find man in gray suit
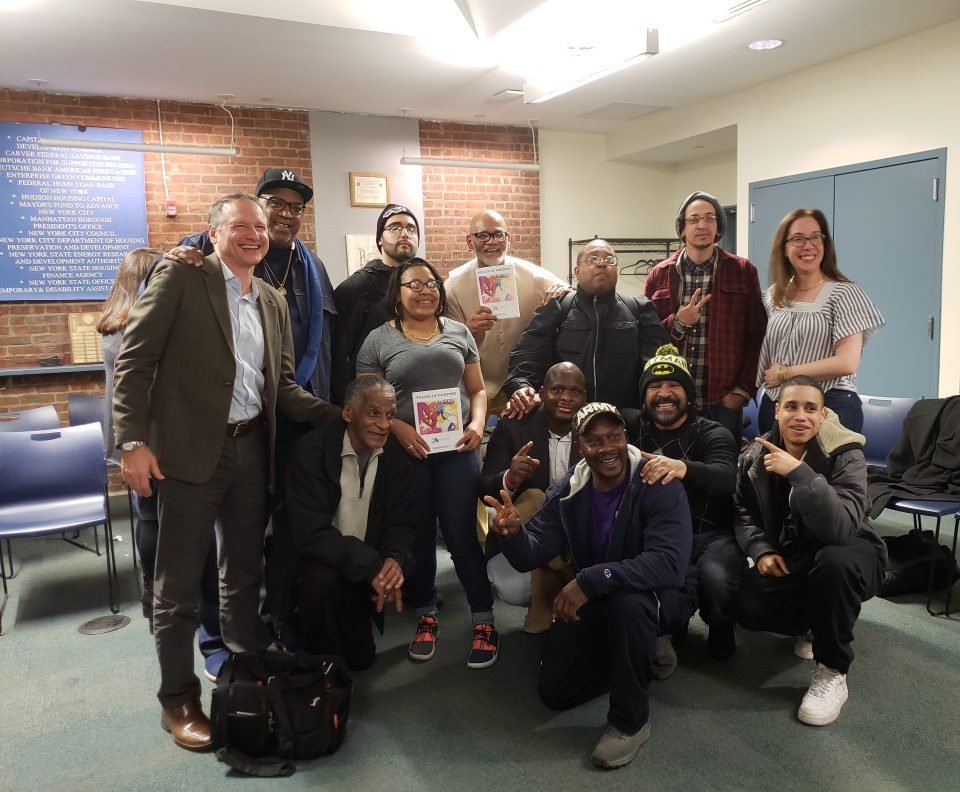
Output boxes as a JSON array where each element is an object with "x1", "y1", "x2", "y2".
[{"x1": 113, "y1": 193, "x2": 338, "y2": 752}]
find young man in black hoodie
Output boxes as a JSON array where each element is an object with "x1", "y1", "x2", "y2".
[
  {"x1": 636, "y1": 344, "x2": 745, "y2": 660},
  {"x1": 734, "y1": 376, "x2": 887, "y2": 726}
]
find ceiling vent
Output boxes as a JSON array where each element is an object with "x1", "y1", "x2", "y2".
[
  {"x1": 713, "y1": 0, "x2": 773, "y2": 23},
  {"x1": 486, "y1": 89, "x2": 524, "y2": 104},
  {"x1": 577, "y1": 102, "x2": 663, "y2": 121}
]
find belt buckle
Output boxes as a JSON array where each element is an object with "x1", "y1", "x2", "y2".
[{"x1": 231, "y1": 421, "x2": 247, "y2": 438}]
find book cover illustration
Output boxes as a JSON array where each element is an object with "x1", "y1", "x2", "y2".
[
  {"x1": 476, "y1": 264, "x2": 521, "y2": 319},
  {"x1": 412, "y1": 387, "x2": 463, "y2": 453}
]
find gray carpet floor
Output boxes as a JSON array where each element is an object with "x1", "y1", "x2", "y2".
[{"x1": 0, "y1": 498, "x2": 957, "y2": 792}]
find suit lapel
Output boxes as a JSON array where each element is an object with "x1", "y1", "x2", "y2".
[
  {"x1": 204, "y1": 254, "x2": 235, "y2": 354},
  {"x1": 259, "y1": 282, "x2": 280, "y2": 390}
]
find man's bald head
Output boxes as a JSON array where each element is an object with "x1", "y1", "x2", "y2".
[{"x1": 467, "y1": 209, "x2": 510, "y2": 267}]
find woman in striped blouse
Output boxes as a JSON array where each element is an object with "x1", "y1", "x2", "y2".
[{"x1": 756, "y1": 209, "x2": 884, "y2": 433}]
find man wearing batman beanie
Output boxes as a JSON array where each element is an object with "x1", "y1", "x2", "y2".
[
  {"x1": 637, "y1": 344, "x2": 746, "y2": 659},
  {"x1": 330, "y1": 204, "x2": 421, "y2": 404}
]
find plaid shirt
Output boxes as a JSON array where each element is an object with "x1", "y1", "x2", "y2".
[
  {"x1": 644, "y1": 247, "x2": 767, "y2": 405},
  {"x1": 676, "y1": 251, "x2": 714, "y2": 406}
]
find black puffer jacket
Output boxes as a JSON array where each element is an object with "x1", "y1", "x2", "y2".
[{"x1": 504, "y1": 288, "x2": 668, "y2": 409}]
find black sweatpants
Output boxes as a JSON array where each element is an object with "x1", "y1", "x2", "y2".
[
  {"x1": 733, "y1": 537, "x2": 884, "y2": 673},
  {"x1": 297, "y1": 558, "x2": 376, "y2": 671},
  {"x1": 537, "y1": 573, "x2": 698, "y2": 735}
]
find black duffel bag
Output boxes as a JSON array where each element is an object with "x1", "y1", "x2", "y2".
[
  {"x1": 211, "y1": 650, "x2": 353, "y2": 777},
  {"x1": 880, "y1": 529, "x2": 960, "y2": 597}
]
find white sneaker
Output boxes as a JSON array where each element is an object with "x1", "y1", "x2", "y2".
[
  {"x1": 652, "y1": 635, "x2": 677, "y2": 680},
  {"x1": 794, "y1": 630, "x2": 814, "y2": 660},
  {"x1": 591, "y1": 722, "x2": 651, "y2": 769},
  {"x1": 798, "y1": 664, "x2": 848, "y2": 726}
]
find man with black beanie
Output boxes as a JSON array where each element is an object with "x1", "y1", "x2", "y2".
[
  {"x1": 636, "y1": 344, "x2": 746, "y2": 659},
  {"x1": 330, "y1": 204, "x2": 421, "y2": 404},
  {"x1": 644, "y1": 191, "x2": 766, "y2": 444}
]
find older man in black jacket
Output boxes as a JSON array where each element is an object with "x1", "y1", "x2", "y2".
[
  {"x1": 284, "y1": 375, "x2": 418, "y2": 670},
  {"x1": 504, "y1": 239, "x2": 668, "y2": 414}
]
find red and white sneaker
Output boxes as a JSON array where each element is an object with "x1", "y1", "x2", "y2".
[
  {"x1": 409, "y1": 615, "x2": 439, "y2": 661},
  {"x1": 467, "y1": 624, "x2": 499, "y2": 669}
]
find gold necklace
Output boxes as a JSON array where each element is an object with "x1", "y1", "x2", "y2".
[
  {"x1": 402, "y1": 320, "x2": 440, "y2": 342},
  {"x1": 788, "y1": 275, "x2": 825, "y2": 293},
  {"x1": 264, "y1": 247, "x2": 294, "y2": 296}
]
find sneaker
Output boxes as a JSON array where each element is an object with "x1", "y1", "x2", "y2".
[
  {"x1": 798, "y1": 664, "x2": 848, "y2": 726},
  {"x1": 708, "y1": 622, "x2": 737, "y2": 660},
  {"x1": 591, "y1": 722, "x2": 651, "y2": 769},
  {"x1": 652, "y1": 635, "x2": 677, "y2": 680},
  {"x1": 408, "y1": 616, "x2": 439, "y2": 661},
  {"x1": 794, "y1": 630, "x2": 814, "y2": 660},
  {"x1": 467, "y1": 624, "x2": 499, "y2": 669},
  {"x1": 203, "y1": 648, "x2": 230, "y2": 683}
]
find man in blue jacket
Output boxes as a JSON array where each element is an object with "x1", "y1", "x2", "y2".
[{"x1": 485, "y1": 402, "x2": 696, "y2": 770}]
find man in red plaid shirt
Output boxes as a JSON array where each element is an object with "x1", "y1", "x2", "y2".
[{"x1": 644, "y1": 191, "x2": 766, "y2": 444}]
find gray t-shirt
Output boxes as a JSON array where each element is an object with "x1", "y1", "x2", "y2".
[{"x1": 356, "y1": 319, "x2": 480, "y2": 425}]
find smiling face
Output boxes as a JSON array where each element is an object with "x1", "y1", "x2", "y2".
[
  {"x1": 574, "y1": 240, "x2": 618, "y2": 295},
  {"x1": 209, "y1": 198, "x2": 269, "y2": 271},
  {"x1": 579, "y1": 415, "x2": 629, "y2": 491},
  {"x1": 785, "y1": 214, "x2": 825, "y2": 279},
  {"x1": 344, "y1": 386, "x2": 396, "y2": 455},
  {"x1": 466, "y1": 211, "x2": 509, "y2": 268},
  {"x1": 260, "y1": 186, "x2": 304, "y2": 249},
  {"x1": 775, "y1": 384, "x2": 826, "y2": 450},
  {"x1": 540, "y1": 365, "x2": 587, "y2": 431},
  {"x1": 398, "y1": 264, "x2": 440, "y2": 322},
  {"x1": 644, "y1": 380, "x2": 689, "y2": 430}
]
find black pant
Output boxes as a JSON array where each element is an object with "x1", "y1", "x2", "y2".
[
  {"x1": 537, "y1": 578, "x2": 698, "y2": 734},
  {"x1": 297, "y1": 558, "x2": 376, "y2": 671},
  {"x1": 733, "y1": 538, "x2": 884, "y2": 673}
]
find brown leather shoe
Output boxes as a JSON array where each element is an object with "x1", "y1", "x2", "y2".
[{"x1": 160, "y1": 698, "x2": 212, "y2": 751}]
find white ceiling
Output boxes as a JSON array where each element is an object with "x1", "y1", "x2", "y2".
[{"x1": 2, "y1": 0, "x2": 959, "y2": 151}]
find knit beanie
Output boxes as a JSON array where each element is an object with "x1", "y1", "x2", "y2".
[
  {"x1": 376, "y1": 204, "x2": 419, "y2": 252},
  {"x1": 639, "y1": 344, "x2": 696, "y2": 405}
]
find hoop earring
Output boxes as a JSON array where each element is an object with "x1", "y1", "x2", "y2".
[{"x1": 394, "y1": 300, "x2": 402, "y2": 318}]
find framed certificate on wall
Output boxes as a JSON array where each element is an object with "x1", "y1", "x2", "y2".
[{"x1": 349, "y1": 172, "x2": 390, "y2": 207}]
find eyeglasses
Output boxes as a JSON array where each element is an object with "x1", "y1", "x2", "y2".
[
  {"x1": 261, "y1": 195, "x2": 305, "y2": 215},
  {"x1": 470, "y1": 230, "x2": 508, "y2": 242},
  {"x1": 383, "y1": 223, "x2": 419, "y2": 238},
  {"x1": 685, "y1": 214, "x2": 717, "y2": 225},
  {"x1": 786, "y1": 233, "x2": 826, "y2": 248},
  {"x1": 400, "y1": 279, "x2": 439, "y2": 292},
  {"x1": 584, "y1": 254, "x2": 618, "y2": 266}
]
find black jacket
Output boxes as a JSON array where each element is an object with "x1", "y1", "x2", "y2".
[
  {"x1": 272, "y1": 419, "x2": 418, "y2": 627},
  {"x1": 735, "y1": 413, "x2": 887, "y2": 566},
  {"x1": 504, "y1": 288, "x2": 669, "y2": 409},
  {"x1": 638, "y1": 413, "x2": 737, "y2": 535},
  {"x1": 478, "y1": 407, "x2": 582, "y2": 501},
  {"x1": 330, "y1": 259, "x2": 394, "y2": 404}
]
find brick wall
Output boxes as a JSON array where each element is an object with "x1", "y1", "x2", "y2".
[
  {"x1": 418, "y1": 121, "x2": 540, "y2": 277},
  {"x1": 0, "y1": 88, "x2": 315, "y2": 420}
]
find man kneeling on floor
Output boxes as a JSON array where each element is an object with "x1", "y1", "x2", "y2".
[
  {"x1": 485, "y1": 402, "x2": 697, "y2": 769},
  {"x1": 283, "y1": 375, "x2": 418, "y2": 669},
  {"x1": 733, "y1": 376, "x2": 887, "y2": 726}
]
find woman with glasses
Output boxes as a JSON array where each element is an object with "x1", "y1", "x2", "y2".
[
  {"x1": 356, "y1": 258, "x2": 499, "y2": 668},
  {"x1": 756, "y1": 209, "x2": 883, "y2": 432}
]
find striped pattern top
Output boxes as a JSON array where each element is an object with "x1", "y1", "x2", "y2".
[{"x1": 758, "y1": 281, "x2": 884, "y2": 400}]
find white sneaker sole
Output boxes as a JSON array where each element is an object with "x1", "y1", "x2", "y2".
[{"x1": 798, "y1": 693, "x2": 848, "y2": 726}]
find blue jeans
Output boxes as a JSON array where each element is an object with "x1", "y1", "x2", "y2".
[
  {"x1": 691, "y1": 531, "x2": 746, "y2": 626},
  {"x1": 759, "y1": 389, "x2": 863, "y2": 434},
  {"x1": 700, "y1": 402, "x2": 743, "y2": 446},
  {"x1": 408, "y1": 450, "x2": 493, "y2": 622}
]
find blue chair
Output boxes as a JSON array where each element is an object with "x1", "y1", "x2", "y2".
[
  {"x1": 742, "y1": 386, "x2": 764, "y2": 445},
  {"x1": 68, "y1": 393, "x2": 138, "y2": 575},
  {"x1": 0, "y1": 405, "x2": 62, "y2": 578},
  {"x1": 0, "y1": 404, "x2": 60, "y2": 433},
  {"x1": 861, "y1": 394, "x2": 959, "y2": 617},
  {"x1": 0, "y1": 423, "x2": 119, "y2": 633}
]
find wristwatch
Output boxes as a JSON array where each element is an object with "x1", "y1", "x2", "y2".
[{"x1": 119, "y1": 441, "x2": 146, "y2": 452}]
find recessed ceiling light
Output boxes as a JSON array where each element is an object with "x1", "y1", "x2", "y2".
[{"x1": 748, "y1": 39, "x2": 782, "y2": 51}]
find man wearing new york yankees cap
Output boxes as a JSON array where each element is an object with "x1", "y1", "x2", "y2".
[
  {"x1": 485, "y1": 401, "x2": 697, "y2": 769},
  {"x1": 330, "y1": 203, "x2": 422, "y2": 404}
]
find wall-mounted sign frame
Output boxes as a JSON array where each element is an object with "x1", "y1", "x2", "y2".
[{"x1": 349, "y1": 172, "x2": 389, "y2": 208}]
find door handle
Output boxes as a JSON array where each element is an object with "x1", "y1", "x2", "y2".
[{"x1": 928, "y1": 316, "x2": 935, "y2": 340}]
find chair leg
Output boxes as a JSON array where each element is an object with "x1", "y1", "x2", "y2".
[
  {"x1": 1, "y1": 539, "x2": 15, "y2": 580},
  {"x1": 0, "y1": 553, "x2": 9, "y2": 634},
  {"x1": 103, "y1": 518, "x2": 119, "y2": 615},
  {"x1": 127, "y1": 486, "x2": 138, "y2": 574}
]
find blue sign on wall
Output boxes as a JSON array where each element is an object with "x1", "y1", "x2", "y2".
[{"x1": 0, "y1": 123, "x2": 148, "y2": 301}]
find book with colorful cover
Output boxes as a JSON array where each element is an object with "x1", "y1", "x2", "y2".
[
  {"x1": 476, "y1": 264, "x2": 520, "y2": 319},
  {"x1": 412, "y1": 387, "x2": 463, "y2": 453}
]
